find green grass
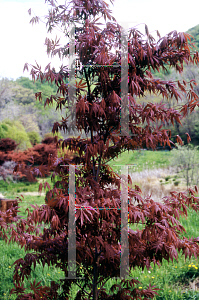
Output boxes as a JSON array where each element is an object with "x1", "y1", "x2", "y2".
[
  {"x1": 108, "y1": 148, "x2": 173, "y2": 174},
  {"x1": 0, "y1": 177, "x2": 52, "y2": 217},
  {"x1": 1, "y1": 149, "x2": 199, "y2": 298},
  {"x1": 0, "y1": 240, "x2": 66, "y2": 300}
]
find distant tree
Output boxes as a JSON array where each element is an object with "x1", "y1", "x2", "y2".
[
  {"x1": 186, "y1": 24, "x2": 199, "y2": 51},
  {"x1": 0, "y1": 101, "x2": 23, "y2": 123},
  {"x1": 172, "y1": 143, "x2": 199, "y2": 188},
  {"x1": 0, "y1": 77, "x2": 15, "y2": 109},
  {"x1": 2, "y1": 1, "x2": 199, "y2": 300},
  {"x1": 11, "y1": 84, "x2": 35, "y2": 105},
  {"x1": 19, "y1": 113, "x2": 40, "y2": 134},
  {"x1": 16, "y1": 76, "x2": 59, "y2": 95}
]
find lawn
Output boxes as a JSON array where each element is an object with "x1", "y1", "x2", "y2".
[
  {"x1": 1, "y1": 149, "x2": 199, "y2": 299},
  {"x1": 108, "y1": 148, "x2": 173, "y2": 173}
]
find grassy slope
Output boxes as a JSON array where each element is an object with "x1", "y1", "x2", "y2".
[
  {"x1": 186, "y1": 24, "x2": 199, "y2": 51},
  {"x1": 108, "y1": 149, "x2": 172, "y2": 173}
]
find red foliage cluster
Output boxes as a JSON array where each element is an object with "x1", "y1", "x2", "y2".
[
  {"x1": 41, "y1": 136, "x2": 56, "y2": 145},
  {"x1": 0, "y1": 198, "x2": 19, "y2": 223},
  {"x1": 2, "y1": 0, "x2": 199, "y2": 299},
  {"x1": 0, "y1": 151, "x2": 7, "y2": 165},
  {"x1": 0, "y1": 138, "x2": 18, "y2": 153},
  {"x1": 0, "y1": 201, "x2": 20, "y2": 226},
  {"x1": 23, "y1": 143, "x2": 57, "y2": 166},
  {"x1": 0, "y1": 138, "x2": 58, "y2": 182},
  {"x1": 0, "y1": 138, "x2": 18, "y2": 165}
]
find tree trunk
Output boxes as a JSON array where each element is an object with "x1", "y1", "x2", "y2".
[
  {"x1": 92, "y1": 245, "x2": 98, "y2": 300},
  {"x1": 92, "y1": 244, "x2": 102, "y2": 300}
]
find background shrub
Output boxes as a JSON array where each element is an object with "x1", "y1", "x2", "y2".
[
  {"x1": 0, "y1": 120, "x2": 32, "y2": 150},
  {"x1": 28, "y1": 131, "x2": 41, "y2": 146},
  {"x1": 0, "y1": 138, "x2": 18, "y2": 153}
]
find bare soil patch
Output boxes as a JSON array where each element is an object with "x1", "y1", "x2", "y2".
[{"x1": 17, "y1": 192, "x2": 45, "y2": 196}]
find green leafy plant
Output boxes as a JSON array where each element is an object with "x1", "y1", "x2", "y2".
[
  {"x1": 174, "y1": 180, "x2": 180, "y2": 186},
  {"x1": 0, "y1": 120, "x2": 32, "y2": 150},
  {"x1": 165, "y1": 176, "x2": 171, "y2": 182},
  {"x1": 27, "y1": 131, "x2": 41, "y2": 146}
]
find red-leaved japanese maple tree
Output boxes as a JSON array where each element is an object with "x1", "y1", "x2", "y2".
[{"x1": 2, "y1": 0, "x2": 199, "y2": 299}]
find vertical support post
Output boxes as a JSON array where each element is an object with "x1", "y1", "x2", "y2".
[
  {"x1": 68, "y1": 23, "x2": 79, "y2": 138},
  {"x1": 68, "y1": 164, "x2": 76, "y2": 279},
  {"x1": 120, "y1": 165, "x2": 129, "y2": 278},
  {"x1": 64, "y1": 164, "x2": 84, "y2": 279},
  {"x1": 120, "y1": 22, "x2": 130, "y2": 137}
]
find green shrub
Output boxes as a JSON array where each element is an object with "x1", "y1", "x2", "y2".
[
  {"x1": 165, "y1": 176, "x2": 170, "y2": 181},
  {"x1": 28, "y1": 131, "x2": 41, "y2": 146},
  {"x1": 0, "y1": 123, "x2": 8, "y2": 139},
  {"x1": 0, "y1": 120, "x2": 31, "y2": 150},
  {"x1": 174, "y1": 180, "x2": 180, "y2": 186}
]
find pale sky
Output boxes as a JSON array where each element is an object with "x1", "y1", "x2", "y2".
[{"x1": 0, "y1": 0, "x2": 199, "y2": 80}]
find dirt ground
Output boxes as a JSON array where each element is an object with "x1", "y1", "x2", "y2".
[{"x1": 18, "y1": 192, "x2": 46, "y2": 196}]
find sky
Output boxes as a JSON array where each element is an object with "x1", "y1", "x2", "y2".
[{"x1": 0, "y1": 0, "x2": 199, "y2": 80}]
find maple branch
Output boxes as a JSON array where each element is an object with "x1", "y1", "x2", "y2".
[
  {"x1": 102, "y1": 147, "x2": 131, "y2": 166},
  {"x1": 91, "y1": 128, "x2": 97, "y2": 181},
  {"x1": 96, "y1": 268, "x2": 121, "y2": 294},
  {"x1": 87, "y1": 238, "x2": 95, "y2": 259},
  {"x1": 92, "y1": 244, "x2": 102, "y2": 300},
  {"x1": 96, "y1": 125, "x2": 115, "y2": 181},
  {"x1": 96, "y1": 154, "x2": 101, "y2": 182},
  {"x1": 83, "y1": 66, "x2": 98, "y2": 181},
  {"x1": 83, "y1": 66, "x2": 91, "y2": 103},
  {"x1": 73, "y1": 281, "x2": 90, "y2": 295}
]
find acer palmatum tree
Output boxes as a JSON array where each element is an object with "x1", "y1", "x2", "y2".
[{"x1": 2, "y1": 0, "x2": 199, "y2": 299}]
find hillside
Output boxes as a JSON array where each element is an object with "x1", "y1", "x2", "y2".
[{"x1": 186, "y1": 24, "x2": 199, "y2": 51}]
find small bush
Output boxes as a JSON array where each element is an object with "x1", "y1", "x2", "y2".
[
  {"x1": 0, "y1": 120, "x2": 32, "y2": 150},
  {"x1": 43, "y1": 132, "x2": 63, "y2": 142},
  {"x1": 0, "y1": 123, "x2": 8, "y2": 139},
  {"x1": 42, "y1": 136, "x2": 56, "y2": 145},
  {"x1": 24, "y1": 143, "x2": 57, "y2": 165},
  {"x1": 0, "y1": 138, "x2": 18, "y2": 153},
  {"x1": 174, "y1": 180, "x2": 180, "y2": 186},
  {"x1": 165, "y1": 176, "x2": 170, "y2": 181},
  {"x1": 28, "y1": 131, "x2": 41, "y2": 146}
]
